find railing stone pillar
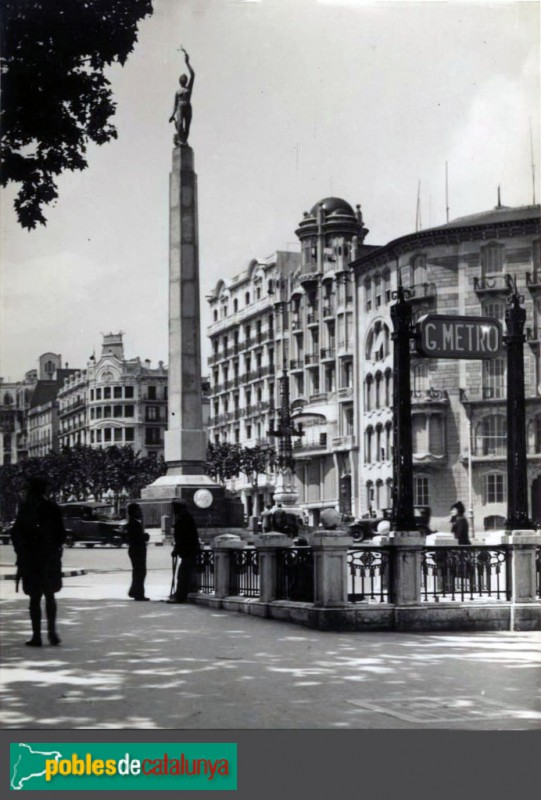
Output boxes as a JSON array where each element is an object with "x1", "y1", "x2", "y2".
[
  {"x1": 212, "y1": 534, "x2": 244, "y2": 598},
  {"x1": 311, "y1": 532, "x2": 350, "y2": 608},
  {"x1": 509, "y1": 530, "x2": 541, "y2": 602},
  {"x1": 390, "y1": 531, "x2": 425, "y2": 605},
  {"x1": 255, "y1": 533, "x2": 291, "y2": 602}
]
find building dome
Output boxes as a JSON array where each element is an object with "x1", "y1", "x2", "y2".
[{"x1": 309, "y1": 197, "x2": 356, "y2": 217}]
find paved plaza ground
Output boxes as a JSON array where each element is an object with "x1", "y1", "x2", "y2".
[{"x1": 1, "y1": 545, "x2": 540, "y2": 730}]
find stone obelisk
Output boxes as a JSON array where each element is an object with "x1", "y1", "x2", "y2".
[{"x1": 141, "y1": 51, "x2": 242, "y2": 530}]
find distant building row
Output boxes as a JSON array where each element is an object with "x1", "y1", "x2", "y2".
[
  {"x1": 205, "y1": 198, "x2": 541, "y2": 533},
  {"x1": 0, "y1": 334, "x2": 169, "y2": 463}
]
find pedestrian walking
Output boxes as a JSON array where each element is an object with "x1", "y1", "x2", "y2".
[
  {"x1": 450, "y1": 501, "x2": 470, "y2": 544},
  {"x1": 167, "y1": 502, "x2": 201, "y2": 603},
  {"x1": 10, "y1": 476, "x2": 65, "y2": 647},
  {"x1": 126, "y1": 502, "x2": 150, "y2": 601}
]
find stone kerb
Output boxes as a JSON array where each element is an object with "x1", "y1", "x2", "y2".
[
  {"x1": 509, "y1": 530, "x2": 541, "y2": 603},
  {"x1": 212, "y1": 534, "x2": 244, "y2": 598},
  {"x1": 310, "y1": 532, "x2": 351, "y2": 608},
  {"x1": 254, "y1": 533, "x2": 291, "y2": 603},
  {"x1": 389, "y1": 530, "x2": 426, "y2": 605}
]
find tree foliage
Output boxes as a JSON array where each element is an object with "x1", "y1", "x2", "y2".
[
  {"x1": 0, "y1": 0, "x2": 153, "y2": 228},
  {"x1": 239, "y1": 445, "x2": 277, "y2": 489},
  {"x1": 205, "y1": 442, "x2": 241, "y2": 485},
  {"x1": 0, "y1": 445, "x2": 166, "y2": 520}
]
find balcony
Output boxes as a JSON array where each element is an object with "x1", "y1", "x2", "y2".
[
  {"x1": 337, "y1": 340, "x2": 354, "y2": 355},
  {"x1": 337, "y1": 386, "x2": 353, "y2": 400},
  {"x1": 306, "y1": 313, "x2": 319, "y2": 327},
  {"x1": 322, "y1": 303, "x2": 335, "y2": 318},
  {"x1": 290, "y1": 360, "x2": 304, "y2": 372},
  {"x1": 408, "y1": 282, "x2": 437, "y2": 303},
  {"x1": 320, "y1": 348, "x2": 336, "y2": 361},
  {"x1": 411, "y1": 388, "x2": 450, "y2": 406},
  {"x1": 299, "y1": 271, "x2": 321, "y2": 288},
  {"x1": 526, "y1": 269, "x2": 541, "y2": 296},
  {"x1": 332, "y1": 434, "x2": 356, "y2": 450},
  {"x1": 291, "y1": 316, "x2": 303, "y2": 333},
  {"x1": 473, "y1": 274, "x2": 508, "y2": 296},
  {"x1": 304, "y1": 353, "x2": 319, "y2": 366}
]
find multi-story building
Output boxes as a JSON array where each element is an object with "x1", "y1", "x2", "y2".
[
  {"x1": 207, "y1": 199, "x2": 541, "y2": 531},
  {"x1": 352, "y1": 201, "x2": 541, "y2": 532},
  {"x1": 4, "y1": 353, "x2": 76, "y2": 461},
  {"x1": 57, "y1": 333, "x2": 168, "y2": 457},
  {"x1": 206, "y1": 199, "x2": 370, "y2": 520}
]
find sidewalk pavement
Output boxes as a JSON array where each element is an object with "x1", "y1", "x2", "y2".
[{"x1": 1, "y1": 569, "x2": 540, "y2": 730}]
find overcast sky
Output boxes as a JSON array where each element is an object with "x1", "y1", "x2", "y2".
[{"x1": 1, "y1": 0, "x2": 539, "y2": 381}]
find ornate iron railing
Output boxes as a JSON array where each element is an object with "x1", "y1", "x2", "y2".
[
  {"x1": 421, "y1": 546, "x2": 511, "y2": 602},
  {"x1": 347, "y1": 547, "x2": 391, "y2": 603},
  {"x1": 195, "y1": 548, "x2": 215, "y2": 594},
  {"x1": 229, "y1": 548, "x2": 260, "y2": 598},
  {"x1": 276, "y1": 547, "x2": 314, "y2": 602}
]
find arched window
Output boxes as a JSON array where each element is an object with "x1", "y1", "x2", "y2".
[
  {"x1": 365, "y1": 426, "x2": 374, "y2": 463},
  {"x1": 245, "y1": 292, "x2": 250, "y2": 306},
  {"x1": 375, "y1": 424, "x2": 383, "y2": 461},
  {"x1": 213, "y1": 309, "x2": 218, "y2": 321},
  {"x1": 374, "y1": 274, "x2": 382, "y2": 307},
  {"x1": 366, "y1": 481, "x2": 375, "y2": 512},
  {"x1": 3, "y1": 393, "x2": 13, "y2": 405},
  {"x1": 385, "y1": 422, "x2": 392, "y2": 461},
  {"x1": 375, "y1": 372, "x2": 383, "y2": 408},
  {"x1": 385, "y1": 369, "x2": 392, "y2": 407},
  {"x1": 383, "y1": 270, "x2": 391, "y2": 303},
  {"x1": 375, "y1": 479, "x2": 383, "y2": 509},
  {"x1": 365, "y1": 375, "x2": 374, "y2": 411}
]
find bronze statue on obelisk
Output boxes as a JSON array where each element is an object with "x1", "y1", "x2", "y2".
[
  {"x1": 140, "y1": 48, "x2": 243, "y2": 532},
  {"x1": 169, "y1": 46, "x2": 195, "y2": 146}
]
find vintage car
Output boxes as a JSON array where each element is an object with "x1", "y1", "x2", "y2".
[
  {"x1": 348, "y1": 506, "x2": 434, "y2": 541},
  {"x1": 59, "y1": 502, "x2": 128, "y2": 548}
]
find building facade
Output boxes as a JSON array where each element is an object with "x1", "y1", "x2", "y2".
[
  {"x1": 58, "y1": 333, "x2": 169, "y2": 458},
  {"x1": 352, "y1": 202, "x2": 541, "y2": 532},
  {"x1": 207, "y1": 199, "x2": 541, "y2": 532}
]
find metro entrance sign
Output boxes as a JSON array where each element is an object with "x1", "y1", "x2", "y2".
[{"x1": 415, "y1": 314, "x2": 502, "y2": 359}]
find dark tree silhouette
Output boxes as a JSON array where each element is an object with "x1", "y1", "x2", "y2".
[{"x1": 0, "y1": 0, "x2": 153, "y2": 229}]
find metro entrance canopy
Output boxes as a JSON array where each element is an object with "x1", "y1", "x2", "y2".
[{"x1": 415, "y1": 314, "x2": 502, "y2": 359}]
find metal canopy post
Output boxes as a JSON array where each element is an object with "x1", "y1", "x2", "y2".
[
  {"x1": 504, "y1": 276, "x2": 535, "y2": 531},
  {"x1": 390, "y1": 283, "x2": 416, "y2": 531}
]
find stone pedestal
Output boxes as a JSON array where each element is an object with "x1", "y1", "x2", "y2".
[
  {"x1": 509, "y1": 530, "x2": 541, "y2": 602},
  {"x1": 212, "y1": 535, "x2": 244, "y2": 598},
  {"x1": 311, "y1": 532, "x2": 350, "y2": 608},
  {"x1": 390, "y1": 530, "x2": 425, "y2": 605},
  {"x1": 256, "y1": 533, "x2": 291, "y2": 602}
]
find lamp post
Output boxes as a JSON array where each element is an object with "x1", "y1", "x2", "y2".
[
  {"x1": 267, "y1": 298, "x2": 304, "y2": 512},
  {"x1": 267, "y1": 361, "x2": 304, "y2": 507},
  {"x1": 504, "y1": 275, "x2": 535, "y2": 531},
  {"x1": 390, "y1": 280, "x2": 416, "y2": 532}
]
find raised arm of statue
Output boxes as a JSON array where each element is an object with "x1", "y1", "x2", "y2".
[{"x1": 182, "y1": 47, "x2": 195, "y2": 93}]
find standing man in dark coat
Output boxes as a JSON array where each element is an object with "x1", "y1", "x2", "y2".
[
  {"x1": 11, "y1": 476, "x2": 65, "y2": 646},
  {"x1": 126, "y1": 502, "x2": 150, "y2": 601},
  {"x1": 450, "y1": 501, "x2": 471, "y2": 545},
  {"x1": 168, "y1": 502, "x2": 200, "y2": 603}
]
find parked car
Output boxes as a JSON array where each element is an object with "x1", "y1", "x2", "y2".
[
  {"x1": 348, "y1": 506, "x2": 434, "y2": 542},
  {"x1": 59, "y1": 502, "x2": 128, "y2": 548}
]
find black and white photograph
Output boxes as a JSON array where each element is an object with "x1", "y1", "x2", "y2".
[{"x1": 1, "y1": 0, "x2": 540, "y2": 795}]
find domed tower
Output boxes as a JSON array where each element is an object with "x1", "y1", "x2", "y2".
[{"x1": 295, "y1": 197, "x2": 368, "y2": 277}]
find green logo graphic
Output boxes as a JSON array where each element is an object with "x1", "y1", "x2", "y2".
[{"x1": 10, "y1": 743, "x2": 237, "y2": 791}]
